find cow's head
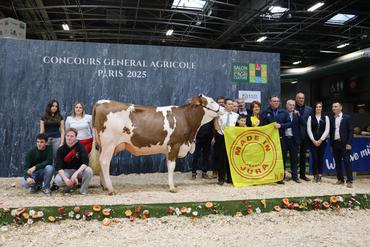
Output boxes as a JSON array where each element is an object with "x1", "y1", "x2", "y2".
[{"x1": 192, "y1": 94, "x2": 225, "y2": 123}]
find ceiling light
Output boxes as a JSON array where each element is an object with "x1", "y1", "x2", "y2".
[
  {"x1": 260, "y1": 6, "x2": 289, "y2": 19},
  {"x1": 320, "y1": 50, "x2": 340, "y2": 54},
  {"x1": 337, "y1": 43, "x2": 350, "y2": 49},
  {"x1": 172, "y1": 0, "x2": 207, "y2": 11},
  {"x1": 326, "y1": 13, "x2": 357, "y2": 25},
  {"x1": 291, "y1": 81, "x2": 298, "y2": 84},
  {"x1": 62, "y1": 24, "x2": 70, "y2": 31},
  {"x1": 256, "y1": 36, "x2": 267, "y2": 42},
  {"x1": 307, "y1": 2, "x2": 324, "y2": 12},
  {"x1": 357, "y1": 104, "x2": 365, "y2": 107},
  {"x1": 292, "y1": 60, "x2": 302, "y2": 65},
  {"x1": 166, "y1": 29, "x2": 174, "y2": 36},
  {"x1": 195, "y1": 20, "x2": 202, "y2": 25}
]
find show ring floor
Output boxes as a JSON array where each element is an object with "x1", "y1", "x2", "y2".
[
  {"x1": 1, "y1": 173, "x2": 370, "y2": 207},
  {"x1": 1, "y1": 173, "x2": 370, "y2": 247}
]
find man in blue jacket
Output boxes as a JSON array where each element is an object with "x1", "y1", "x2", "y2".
[
  {"x1": 261, "y1": 96, "x2": 291, "y2": 184},
  {"x1": 295, "y1": 92, "x2": 313, "y2": 181},
  {"x1": 283, "y1": 100, "x2": 303, "y2": 183},
  {"x1": 330, "y1": 102, "x2": 354, "y2": 188}
]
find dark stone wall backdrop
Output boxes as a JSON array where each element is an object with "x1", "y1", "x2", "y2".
[{"x1": 0, "y1": 38, "x2": 280, "y2": 177}]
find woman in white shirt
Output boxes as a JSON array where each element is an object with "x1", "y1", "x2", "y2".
[
  {"x1": 65, "y1": 102, "x2": 93, "y2": 154},
  {"x1": 307, "y1": 102, "x2": 330, "y2": 183}
]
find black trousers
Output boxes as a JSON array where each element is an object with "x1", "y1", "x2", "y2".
[
  {"x1": 191, "y1": 138, "x2": 211, "y2": 173},
  {"x1": 282, "y1": 137, "x2": 298, "y2": 179},
  {"x1": 215, "y1": 133, "x2": 231, "y2": 182},
  {"x1": 310, "y1": 141, "x2": 326, "y2": 175},
  {"x1": 332, "y1": 141, "x2": 353, "y2": 182},
  {"x1": 298, "y1": 139, "x2": 309, "y2": 177}
]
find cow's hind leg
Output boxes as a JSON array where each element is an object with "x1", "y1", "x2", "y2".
[{"x1": 99, "y1": 144, "x2": 115, "y2": 195}]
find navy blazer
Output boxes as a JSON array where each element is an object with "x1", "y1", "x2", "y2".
[
  {"x1": 295, "y1": 104, "x2": 313, "y2": 139},
  {"x1": 284, "y1": 112, "x2": 302, "y2": 144},
  {"x1": 330, "y1": 114, "x2": 353, "y2": 146},
  {"x1": 261, "y1": 107, "x2": 292, "y2": 137}
]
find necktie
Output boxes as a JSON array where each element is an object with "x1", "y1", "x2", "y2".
[{"x1": 226, "y1": 113, "x2": 231, "y2": 126}]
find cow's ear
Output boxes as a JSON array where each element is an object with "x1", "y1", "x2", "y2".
[
  {"x1": 200, "y1": 96, "x2": 208, "y2": 106},
  {"x1": 191, "y1": 96, "x2": 201, "y2": 105}
]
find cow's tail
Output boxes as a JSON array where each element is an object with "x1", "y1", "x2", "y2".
[{"x1": 89, "y1": 103, "x2": 101, "y2": 175}]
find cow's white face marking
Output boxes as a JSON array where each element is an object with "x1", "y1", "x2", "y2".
[
  {"x1": 199, "y1": 95, "x2": 225, "y2": 125},
  {"x1": 97, "y1": 99, "x2": 111, "y2": 104}
]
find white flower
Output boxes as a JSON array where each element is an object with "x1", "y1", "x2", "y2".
[
  {"x1": 197, "y1": 205, "x2": 202, "y2": 209},
  {"x1": 37, "y1": 211, "x2": 44, "y2": 218},
  {"x1": 143, "y1": 210, "x2": 149, "y2": 215},
  {"x1": 11, "y1": 209, "x2": 17, "y2": 217},
  {"x1": 68, "y1": 211, "x2": 75, "y2": 218},
  {"x1": 175, "y1": 208, "x2": 181, "y2": 216},
  {"x1": 351, "y1": 192, "x2": 356, "y2": 197},
  {"x1": 75, "y1": 214, "x2": 81, "y2": 220},
  {"x1": 192, "y1": 211, "x2": 198, "y2": 216},
  {"x1": 186, "y1": 208, "x2": 192, "y2": 214},
  {"x1": 27, "y1": 219, "x2": 34, "y2": 225},
  {"x1": 29, "y1": 210, "x2": 36, "y2": 217},
  {"x1": 255, "y1": 207, "x2": 261, "y2": 214},
  {"x1": 336, "y1": 196, "x2": 344, "y2": 202}
]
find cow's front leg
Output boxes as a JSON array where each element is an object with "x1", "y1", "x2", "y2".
[
  {"x1": 99, "y1": 144, "x2": 115, "y2": 195},
  {"x1": 166, "y1": 159, "x2": 177, "y2": 193}
]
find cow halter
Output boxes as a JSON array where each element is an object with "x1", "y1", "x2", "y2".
[{"x1": 202, "y1": 104, "x2": 220, "y2": 113}]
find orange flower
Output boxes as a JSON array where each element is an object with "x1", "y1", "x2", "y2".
[
  {"x1": 282, "y1": 198, "x2": 289, "y2": 206},
  {"x1": 205, "y1": 202, "x2": 214, "y2": 209},
  {"x1": 323, "y1": 201, "x2": 330, "y2": 209},
  {"x1": 22, "y1": 212, "x2": 30, "y2": 220},
  {"x1": 260, "y1": 199, "x2": 267, "y2": 206},
  {"x1": 273, "y1": 206, "x2": 281, "y2": 212},
  {"x1": 74, "y1": 207, "x2": 80, "y2": 213},
  {"x1": 330, "y1": 196, "x2": 337, "y2": 204},
  {"x1": 101, "y1": 218, "x2": 111, "y2": 226},
  {"x1": 180, "y1": 207, "x2": 188, "y2": 213},
  {"x1": 102, "y1": 208, "x2": 111, "y2": 216},
  {"x1": 16, "y1": 207, "x2": 26, "y2": 215},
  {"x1": 93, "y1": 205, "x2": 101, "y2": 212}
]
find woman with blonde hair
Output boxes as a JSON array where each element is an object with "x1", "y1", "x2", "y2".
[{"x1": 65, "y1": 102, "x2": 93, "y2": 154}]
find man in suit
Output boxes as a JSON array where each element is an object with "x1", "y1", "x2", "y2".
[
  {"x1": 283, "y1": 100, "x2": 302, "y2": 183},
  {"x1": 295, "y1": 92, "x2": 313, "y2": 181},
  {"x1": 261, "y1": 96, "x2": 291, "y2": 184},
  {"x1": 330, "y1": 102, "x2": 354, "y2": 188},
  {"x1": 215, "y1": 98, "x2": 239, "y2": 185}
]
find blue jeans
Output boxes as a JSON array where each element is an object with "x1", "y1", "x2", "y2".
[{"x1": 22, "y1": 165, "x2": 54, "y2": 190}]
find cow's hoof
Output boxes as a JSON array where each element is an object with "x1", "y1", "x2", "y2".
[{"x1": 169, "y1": 188, "x2": 178, "y2": 193}]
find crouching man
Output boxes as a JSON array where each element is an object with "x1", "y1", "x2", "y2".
[
  {"x1": 54, "y1": 128, "x2": 93, "y2": 195},
  {"x1": 22, "y1": 133, "x2": 54, "y2": 196}
]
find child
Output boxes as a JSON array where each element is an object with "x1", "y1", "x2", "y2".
[{"x1": 237, "y1": 115, "x2": 247, "y2": 127}]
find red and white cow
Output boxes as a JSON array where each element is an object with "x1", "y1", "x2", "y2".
[{"x1": 92, "y1": 95, "x2": 224, "y2": 194}]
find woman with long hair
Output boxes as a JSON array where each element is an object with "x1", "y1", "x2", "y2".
[
  {"x1": 246, "y1": 100, "x2": 262, "y2": 127},
  {"x1": 40, "y1": 99, "x2": 65, "y2": 160},
  {"x1": 65, "y1": 102, "x2": 93, "y2": 154},
  {"x1": 307, "y1": 102, "x2": 330, "y2": 182}
]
